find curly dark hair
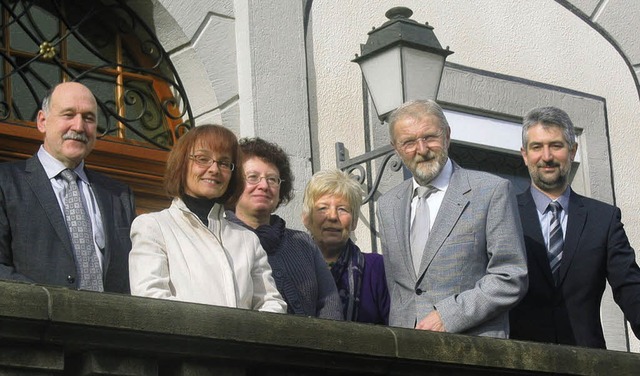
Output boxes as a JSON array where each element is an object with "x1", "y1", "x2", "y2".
[{"x1": 238, "y1": 137, "x2": 294, "y2": 209}]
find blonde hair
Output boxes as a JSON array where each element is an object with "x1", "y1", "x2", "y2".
[{"x1": 302, "y1": 169, "x2": 363, "y2": 225}]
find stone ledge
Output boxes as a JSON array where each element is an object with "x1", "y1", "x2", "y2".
[{"x1": 1, "y1": 280, "x2": 639, "y2": 375}]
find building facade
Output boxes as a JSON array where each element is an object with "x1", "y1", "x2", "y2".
[{"x1": 0, "y1": 0, "x2": 638, "y2": 351}]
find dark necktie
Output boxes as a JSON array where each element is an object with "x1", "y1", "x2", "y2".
[
  {"x1": 60, "y1": 169, "x2": 104, "y2": 292},
  {"x1": 410, "y1": 185, "x2": 438, "y2": 276},
  {"x1": 548, "y1": 201, "x2": 564, "y2": 284}
]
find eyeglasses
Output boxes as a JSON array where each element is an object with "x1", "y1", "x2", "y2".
[
  {"x1": 245, "y1": 173, "x2": 283, "y2": 187},
  {"x1": 189, "y1": 155, "x2": 235, "y2": 171},
  {"x1": 396, "y1": 132, "x2": 444, "y2": 153}
]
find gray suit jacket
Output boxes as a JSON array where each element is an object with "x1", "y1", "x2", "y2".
[
  {"x1": 377, "y1": 162, "x2": 528, "y2": 337},
  {"x1": 0, "y1": 155, "x2": 135, "y2": 292}
]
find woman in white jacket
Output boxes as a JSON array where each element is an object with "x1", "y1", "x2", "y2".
[{"x1": 129, "y1": 124, "x2": 286, "y2": 313}]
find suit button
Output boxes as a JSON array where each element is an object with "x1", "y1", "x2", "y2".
[
  {"x1": 415, "y1": 288, "x2": 423, "y2": 295},
  {"x1": 67, "y1": 276, "x2": 75, "y2": 284}
]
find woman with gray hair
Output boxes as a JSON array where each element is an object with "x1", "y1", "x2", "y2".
[{"x1": 302, "y1": 169, "x2": 390, "y2": 324}]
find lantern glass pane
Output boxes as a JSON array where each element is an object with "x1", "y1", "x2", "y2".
[
  {"x1": 402, "y1": 48, "x2": 446, "y2": 101},
  {"x1": 359, "y1": 46, "x2": 402, "y2": 118}
]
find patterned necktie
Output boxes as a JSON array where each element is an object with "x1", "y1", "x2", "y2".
[
  {"x1": 548, "y1": 201, "x2": 564, "y2": 284},
  {"x1": 60, "y1": 169, "x2": 104, "y2": 292},
  {"x1": 410, "y1": 185, "x2": 438, "y2": 276}
]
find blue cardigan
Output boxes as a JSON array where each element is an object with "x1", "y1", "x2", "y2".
[{"x1": 226, "y1": 211, "x2": 343, "y2": 320}]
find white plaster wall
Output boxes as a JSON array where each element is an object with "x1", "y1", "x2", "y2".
[
  {"x1": 153, "y1": 0, "x2": 240, "y2": 132},
  {"x1": 310, "y1": 0, "x2": 640, "y2": 350},
  {"x1": 234, "y1": 0, "x2": 312, "y2": 229},
  {"x1": 150, "y1": 0, "x2": 312, "y2": 229},
  {"x1": 139, "y1": 0, "x2": 640, "y2": 351}
]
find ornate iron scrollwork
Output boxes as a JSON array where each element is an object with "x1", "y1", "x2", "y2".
[
  {"x1": 0, "y1": 0, "x2": 194, "y2": 150},
  {"x1": 335, "y1": 142, "x2": 403, "y2": 205}
]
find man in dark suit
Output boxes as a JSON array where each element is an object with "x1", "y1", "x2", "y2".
[
  {"x1": 510, "y1": 106, "x2": 640, "y2": 348},
  {"x1": 0, "y1": 82, "x2": 135, "y2": 293},
  {"x1": 377, "y1": 100, "x2": 528, "y2": 337}
]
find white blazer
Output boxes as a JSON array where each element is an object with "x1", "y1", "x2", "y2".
[{"x1": 129, "y1": 198, "x2": 286, "y2": 313}]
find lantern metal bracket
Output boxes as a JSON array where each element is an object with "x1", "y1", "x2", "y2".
[{"x1": 335, "y1": 142, "x2": 402, "y2": 205}]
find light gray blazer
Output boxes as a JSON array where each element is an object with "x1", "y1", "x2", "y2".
[{"x1": 377, "y1": 162, "x2": 528, "y2": 337}]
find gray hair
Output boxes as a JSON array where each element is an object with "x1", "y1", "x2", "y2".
[
  {"x1": 41, "y1": 83, "x2": 69, "y2": 115},
  {"x1": 522, "y1": 106, "x2": 576, "y2": 148},
  {"x1": 387, "y1": 99, "x2": 450, "y2": 142},
  {"x1": 41, "y1": 87, "x2": 55, "y2": 114}
]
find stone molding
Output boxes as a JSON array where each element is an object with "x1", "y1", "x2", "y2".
[{"x1": 1, "y1": 281, "x2": 639, "y2": 375}]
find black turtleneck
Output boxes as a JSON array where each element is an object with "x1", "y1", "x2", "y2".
[{"x1": 181, "y1": 194, "x2": 223, "y2": 226}]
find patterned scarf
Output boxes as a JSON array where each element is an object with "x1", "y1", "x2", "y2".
[{"x1": 330, "y1": 239, "x2": 365, "y2": 321}]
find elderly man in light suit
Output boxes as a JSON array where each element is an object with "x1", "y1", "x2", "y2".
[{"x1": 377, "y1": 100, "x2": 528, "y2": 337}]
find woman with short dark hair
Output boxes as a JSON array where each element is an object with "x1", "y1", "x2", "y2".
[{"x1": 226, "y1": 137, "x2": 342, "y2": 319}]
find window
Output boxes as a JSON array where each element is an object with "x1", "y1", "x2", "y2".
[
  {"x1": 0, "y1": 0, "x2": 194, "y2": 213},
  {"x1": 444, "y1": 109, "x2": 536, "y2": 194}
]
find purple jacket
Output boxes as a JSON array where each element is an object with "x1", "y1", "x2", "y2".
[{"x1": 332, "y1": 240, "x2": 390, "y2": 324}]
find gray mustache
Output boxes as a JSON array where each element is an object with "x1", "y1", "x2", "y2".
[
  {"x1": 415, "y1": 151, "x2": 437, "y2": 162},
  {"x1": 62, "y1": 132, "x2": 89, "y2": 143}
]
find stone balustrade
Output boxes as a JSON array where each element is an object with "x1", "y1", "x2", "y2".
[{"x1": 0, "y1": 280, "x2": 637, "y2": 375}]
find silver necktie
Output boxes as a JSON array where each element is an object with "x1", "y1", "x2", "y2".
[
  {"x1": 60, "y1": 169, "x2": 104, "y2": 292},
  {"x1": 410, "y1": 185, "x2": 438, "y2": 276}
]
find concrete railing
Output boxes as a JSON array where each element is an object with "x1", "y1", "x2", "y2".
[{"x1": 0, "y1": 280, "x2": 638, "y2": 375}]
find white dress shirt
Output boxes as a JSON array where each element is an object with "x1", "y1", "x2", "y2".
[
  {"x1": 410, "y1": 158, "x2": 454, "y2": 230},
  {"x1": 37, "y1": 146, "x2": 105, "y2": 268},
  {"x1": 530, "y1": 184, "x2": 570, "y2": 247}
]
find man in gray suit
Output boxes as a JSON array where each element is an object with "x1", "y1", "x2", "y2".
[
  {"x1": 0, "y1": 82, "x2": 135, "y2": 293},
  {"x1": 377, "y1": 100, "x2": 528, "y2": 337}
]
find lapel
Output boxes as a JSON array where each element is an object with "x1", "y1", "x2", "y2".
[
  {"x1": 417, "y1": 164, "x2": 469, "y2": 280},
  {"x1": 87, "y1": 169, "x2": 111, "y2": 276},
  {"x1": 557, "y1": 189, "x2": 587, "y2": 286},
  {"x1": 519, "y1": 188, "x2": 555, "y2": 287},
  {"x1": 24, "y1": 156, "x2": 74, "y2": 254},
  {"x1": 390, "y1": 179, "x2": 416, "y2": 280}
]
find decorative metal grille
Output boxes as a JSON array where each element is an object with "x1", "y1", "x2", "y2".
[
  {"x1": 335, "y1": 142, "x2": 402, "y2": 205},
  {"x1": 0, "y1": 0, "x2": 193, "y2": 149}
]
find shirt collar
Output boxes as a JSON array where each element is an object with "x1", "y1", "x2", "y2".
[
  {"x1": 37, "y1": 145, "x2": 89, "y2": 184},
  {"x1": 412, "y1": 157, "x2": 453, "y2": 193},
  {"x1": 530, "y1": 184, "x2": 570, "y2": 214}
]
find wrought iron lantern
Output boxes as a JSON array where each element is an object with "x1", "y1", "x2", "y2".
[{"x1": 352, "y1": 6, "x2": 453, "y2": 120}]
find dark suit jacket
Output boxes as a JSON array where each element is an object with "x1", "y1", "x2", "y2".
[
  {"x1": 510, "y1": 188, "x2": 640, "y2": 348},
  {"x1": 0, "y1": 155, "x2": 135, "y2": 293}
]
